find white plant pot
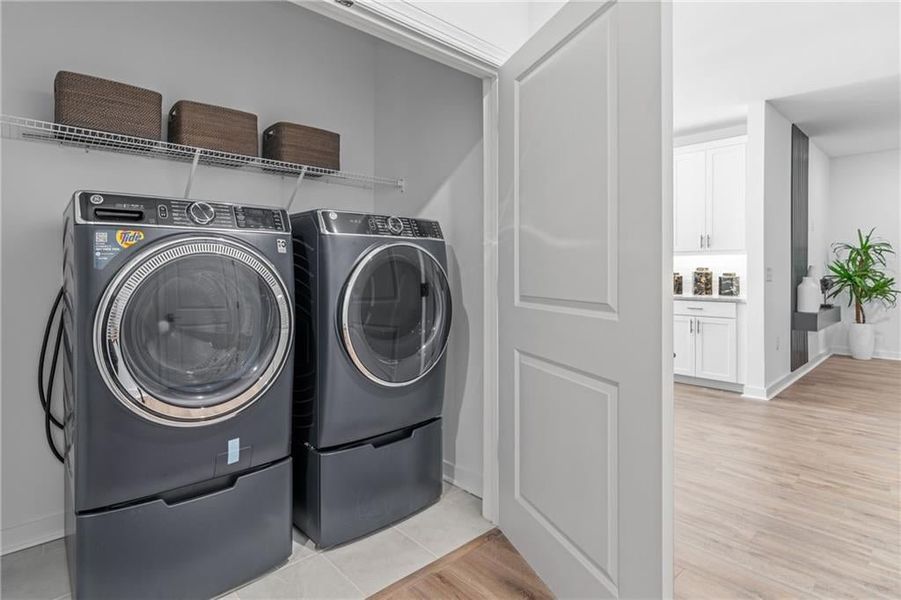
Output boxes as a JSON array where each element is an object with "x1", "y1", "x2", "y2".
[{"x1": 848, "y1": 322, "x2": 875, "y2": 360}]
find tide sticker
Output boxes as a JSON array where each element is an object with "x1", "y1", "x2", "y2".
[{"x1": 116, "y1": 229, "x2": 144, "y2": 248}]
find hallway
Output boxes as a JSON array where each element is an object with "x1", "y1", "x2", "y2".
[{"x1": 675, "y1": 356, "x2": 901, "y2": 598}]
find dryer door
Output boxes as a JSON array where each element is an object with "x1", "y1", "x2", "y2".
[
  {"x1": 340, "y1": 242, "x2": 452, "y2": 387},
  {"x1": 94, "y1": 236, "x2": 292, "y2": 426}
]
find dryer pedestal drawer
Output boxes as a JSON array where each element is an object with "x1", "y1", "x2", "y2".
[
  {"x1": 294, "y1": 418, "x2": 442, "y2": 548},
  {"x1": 68, "y1": 458, "x2": 291, "y2": 600}
]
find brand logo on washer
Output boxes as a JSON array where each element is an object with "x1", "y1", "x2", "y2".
[
  {"x1": 276, "y1": 239, "x2": 287, "y2": 254},
  {"x1": 116, "y1": 229, "x2": 144, "y2": 248},
  {"x1": 89, "y1": 194, "x2": 104, "y2": 205}
]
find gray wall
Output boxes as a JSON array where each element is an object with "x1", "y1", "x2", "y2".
[
  {"x1": 372, "y1": 43, "x2": 485, "y2": 495},
  {"x1": 0, "y1": 1, "x2": 483, "y2": 553}
]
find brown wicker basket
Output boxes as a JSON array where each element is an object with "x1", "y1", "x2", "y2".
[
  {"x1": 54, "y1": 71, "x2": 162, "y2": 139},
  {"x1": 262, "y1": 122, "x2": 340, "y2": 172},
  {"x1": 168, "y1": 100, "x2": 258, "y2": 156}
]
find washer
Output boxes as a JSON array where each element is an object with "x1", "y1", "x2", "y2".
[
  {"x1": 62, "y1": 191, "x2": 294, "y2": 599},
  {"x1": 290, "y1": 209, "x2": 452, "y2": 547}
]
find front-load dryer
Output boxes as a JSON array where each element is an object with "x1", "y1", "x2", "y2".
[
  {"x1": 62, "y1": 191, "x2": 294, "y2": 599},
  {"x1": 290, "y1": 210, "x2": 452, "y2": 547}
]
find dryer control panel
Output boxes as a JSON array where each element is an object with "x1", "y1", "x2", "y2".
[
  {"x1": 77, "y1": 192, "x2": 289, "y2": 233},
  {"x1": 319, "y1": 210, "x2": 443, "y2": 240}
]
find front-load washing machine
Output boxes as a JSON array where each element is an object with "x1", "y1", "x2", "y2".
[
  {"x1": 62, "y1": 191, "x2": 294, "y2": 599},
  {"x1": 290, "y1": 209, "x2": 452, "y2": 547}
]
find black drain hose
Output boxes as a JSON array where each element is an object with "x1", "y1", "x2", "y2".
[{"x1": 39, "y1": 287, "x2": 65, "y2": 463}]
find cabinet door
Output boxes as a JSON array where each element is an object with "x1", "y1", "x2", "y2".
[
  {"x1": 695, "y1": 316, "x2": 737, "y2": 382},
  {"x1": 706, "y1": 143, "x2": 746, "y2": 251},
  {"x1": 673, "y1": 315, "x2": 696, "y2": 376},
  {"x1": 673, "y1": 151, "x2": 707, "y2": 251}
]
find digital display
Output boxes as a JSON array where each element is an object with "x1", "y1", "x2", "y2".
[
  {"x1": 238, "y1": 208, "x2": 277, "y2": 229},
  {"x1": 320, "y1": 210, "x2": 442, "y2": 239}
]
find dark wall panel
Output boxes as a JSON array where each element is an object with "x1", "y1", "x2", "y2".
[{"x1": 791, "y1": 125, "x2": 809, "y2": 371}]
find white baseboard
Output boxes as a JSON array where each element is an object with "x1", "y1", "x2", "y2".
[
  {"x1": 442, "y1": 460, "x2": 482, "y2": 498},
  {"x1": 744, "y1": 352, "x2": 832, "y2": 401},
  {"x1": 2, "y1": 511, "x2": 64, "y2": 556},
  {"x1": 830, "y1": 346, "x2": 901, "y2": 361},
  {"x1": 740, "y1": 386, "x2": 769, "y2": 401},
  {"x1": 675, "y1": 375, "x2": 743, "y2": 394}
]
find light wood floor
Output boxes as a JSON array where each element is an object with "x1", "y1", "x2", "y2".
[
  {"x1": 371, "y1": 529, "x2": 553, "y2": 600},
  {"x1": 675, "y1": 356, "x2": 901, "y2": 599}
]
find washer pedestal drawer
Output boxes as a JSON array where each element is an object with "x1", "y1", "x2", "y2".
[
  {"x1": 66, "y1": 457, "x2": 291, "y2": 600},
  {"x1": 294, "y1": 418, "x2": 442, "y2": 548}
]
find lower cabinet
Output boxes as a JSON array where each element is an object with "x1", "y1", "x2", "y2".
[
  {"x1": 673, "y1": 315, "x2": 696, "y2": 376},
  {"x1": 694, "y1": 317, "x2": 737, "y2": 382},
  {"x1": 673, "y1": 301, "x2": 739, "y2": 383}
]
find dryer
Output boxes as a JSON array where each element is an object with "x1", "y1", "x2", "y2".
[
  {"x1": 291, "y1": 210, "x2": 452, "y2": 547},
  {"x1": 62, "y1": 191, "x2": 294, "y2": 599}
]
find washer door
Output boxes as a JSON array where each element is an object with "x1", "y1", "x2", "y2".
[
  {"x1": 340, "y1": 242, "x2": 452, "y2": 387},
  {"x1": 95, "y1": 236, "x2": 292, "y2": 426}
]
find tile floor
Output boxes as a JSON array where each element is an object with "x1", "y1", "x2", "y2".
[{"x1": 1, "y1": 483, "x2": 492, "y2": 600}]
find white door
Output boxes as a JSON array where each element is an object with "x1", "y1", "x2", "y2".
[
  {"x1": 673, "y1": 316, "x2": 695, "y2": 377},
  {"x1": 706, "y1": 142, "x2": 746, "y2": 251},
  {"x1": 497, "y1": 2, "x2": 669, "y2": 597},
  {"x1": 695, "y1": 316, "x2": 737, "y2": 382},
  {"x1": 673, "y1": 150, "x2": 706, "y2": 251}
]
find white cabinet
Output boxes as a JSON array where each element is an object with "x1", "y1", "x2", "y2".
[
  {"x1": 673, "y1": 152, "x2": 707, "y2": 252},
  {"x1": 673, "y1": 301, "x2": 738, "y2": 383},
  {"x1": 673, "y1": 136, "x2": 746, "y2": 252},
  {"x1": 706, "y1": 143, "x2": 746, "y2": 251},
  {"x1": 694, "y1": 317, "x2": 737, "y2": 382},
  {"x1": 673, "y1": 315, "x2": 696, "y2": 376}
]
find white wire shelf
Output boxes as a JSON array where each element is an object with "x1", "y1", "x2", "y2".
[{"x1": 0, "y1": 115, "x2": 404, "y2": 191}]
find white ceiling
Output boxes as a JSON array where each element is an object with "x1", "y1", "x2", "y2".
[
  {"x1": 771, "y1": 76, "x2": 900, "y2": 157},
  {"x1": 674, "y1": 1, "x2": 900, "y2": 156}
]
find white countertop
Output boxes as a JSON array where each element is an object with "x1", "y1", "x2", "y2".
[{"x1": 674, "y1": 295, "x2": 746, "y2": 304}]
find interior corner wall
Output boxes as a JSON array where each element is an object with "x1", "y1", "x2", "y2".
[
  {"x1": 826, "y1": 149, "x2": 901, "y2": 359},
  {"x1": 743, "y1": 102, "x2": 767, "y2": 397},
  {"x1": 762, "y1": 103, "x2": 793, "y2": 389},
  {"x1": 744, "y1": 101, "x2": 793, "y2": 396},
  {"x1": 807, "y1": 141, "x2": 831, "y2": 357},
  {"x1": 372, "y1": 42, "x2": 485, "y2": 497}
]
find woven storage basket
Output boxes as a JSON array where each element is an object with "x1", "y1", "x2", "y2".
[
  {"x1": 262, "y1": 122, "x2": 340, "y2": 173},
  {"x1": 168, "y1": 100, "x2": 258, "y2": 156},
  {"x1": 54, "y1": 71, "x2": 162, "y2": 139}
]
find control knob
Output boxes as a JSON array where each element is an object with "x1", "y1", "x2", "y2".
[
  {"x1": 187, "y1": 202, "x2": 216, "y2": 225},
  {"x1": 387, "y1": 216, "x2": 404, "y2": 235}
]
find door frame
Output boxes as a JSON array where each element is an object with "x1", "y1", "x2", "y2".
[{"x1": 298, "y1": 1, "x2": 673, "y2": 591}]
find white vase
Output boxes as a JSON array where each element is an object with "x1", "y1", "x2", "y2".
[
  {"x1": 848, "y1": 322, "x2": 875, "y2": 360},
  {"x1": 797, "y1": 276, "x2": 820, "y2": 313}
]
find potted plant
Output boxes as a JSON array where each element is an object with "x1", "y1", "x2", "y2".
[{"x1": 826, "y1": 228, "x2": 899, "y2": 360}]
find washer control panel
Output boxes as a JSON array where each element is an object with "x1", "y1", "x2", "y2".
[
  {"x1": 320, "y1": 210, "x2": 443, "y2": 239},
  {"x1": 77, "y1": 192, "x2": 289, "y2": 233}
]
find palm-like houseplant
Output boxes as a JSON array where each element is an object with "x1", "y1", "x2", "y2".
[{"x1": 826, "y1": 228, "x2": 899, "y2": 359}]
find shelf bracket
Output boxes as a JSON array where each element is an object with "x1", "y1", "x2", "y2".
[
  {"x1": 284, "y1": 167, "x2": 308, "y2": 212},
  {"x1": 399, "y1": 178, "x2": 406, "y2": 193},
  {"x1": 184, "y1": 149, "x2": 202, "y2": 198}
]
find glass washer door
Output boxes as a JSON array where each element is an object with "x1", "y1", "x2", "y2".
[
  {"x1": 94, "y1": 236, "x2": 292, "y2": 426},
  {"x1": 340, "y1": 242, "x2": 452, "y2": 387}
]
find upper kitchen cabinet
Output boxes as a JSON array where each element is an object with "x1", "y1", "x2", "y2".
[
  {"x1": 674, "y1": 136, "x2": 747, "y2": 252},
  {"x1": 674, "y1": 150, "x2": 706, "y2": 251}
]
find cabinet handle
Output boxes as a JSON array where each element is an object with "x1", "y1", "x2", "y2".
[
  {"x1": 707, "y1": 234, "x2": 711, "y2": 248},
  {"x1": 697, "y1": 319, "x2": 701, "y2": 334},
  {"x1": 700, "y1": 234, "x2": 704, "y2": 248},
  {"x1": 690, "y1": 319, "x2": 693, "y2": 333},
  {"x1": 686, "y1": 307, "x2": 703, "y2": 311}
]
